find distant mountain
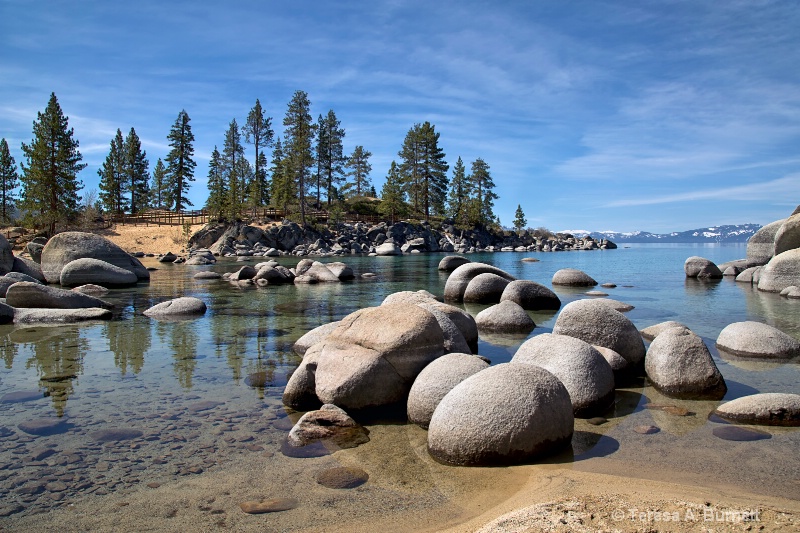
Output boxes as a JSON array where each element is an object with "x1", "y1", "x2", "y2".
[{"x1": 564, "y1": 224, "x2": 762, "y2": 243}]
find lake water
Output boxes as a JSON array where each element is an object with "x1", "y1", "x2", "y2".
[{"x1": 1, "y1": 243, "x2": 799, "y2": 527}]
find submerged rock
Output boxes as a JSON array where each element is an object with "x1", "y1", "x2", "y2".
[
  {"x1": 716, "y1": 321, "x2": 800, "y2": 359},
  {"x1": 143, "y1": 297, "x2": 207, "y2": 318},
  {"x1": 499, "y1": 280, "x2": 561, "y2": 311},
  {"x1": 287, "y1": 404, "x2": 370, "y2": 449},
  {"x1": 6, "y1": 282, "x2": 113, "y2": 309},
  {"x1": 713, "y1": 393, "x2": 800, "y2": 426},
  {"x1": 475, "y1": 300, "x2": 535, "y2": 334},
  {"x1": 552, "y1": 268, "x2": 596, "y2": 287},
  {"x1": 684, "y1": 256, "x2": 722, "y2": 279}
]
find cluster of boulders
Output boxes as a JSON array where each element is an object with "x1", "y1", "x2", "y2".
[
  {"x1": 0, "y1": 231, "x2": 204, "y2": 323},
  {"x1": 180, "y1": 220, "x2": 616, "y2": 259},
  {"x1": 193, "y1": 257, "x2": 363, "y2": 288},
  {"x1": 685, "y1": 205, "x2": 800, "y2": 294}
]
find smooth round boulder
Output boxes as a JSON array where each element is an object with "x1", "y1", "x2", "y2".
[
  {"x1": 716, "y1": 321, "x2": 800, "y2": 359},
  {"x1": 592, "y1": 345, "x2": 629, "y2": 375},
  {"x1": 5, "y1": 281, "x2": 112, "y2": 309},
  {"x1": 293, "y1": 321, "x2": 341, "y2": 356},
  {"x1": 645, "y1": 326, "x2": 727, "y2": 400},
  {"x1": 475, "y1": 300, "x2": 535, "y2": 334},
  {"x1": 757, "y1": 249, "x2": 800, "y2": 293},
  {"x1": 326, "y1": 262, "x2": 355, "y2": 280},
  {"x1": 13, "y1": 307, "x2": 113, "y2": 324},
  {"x1": 444, "y1": 262, "x2": 516, "y2": 302},
  {"x1": 552, "y1": 268, "x2": 597, "y2": 287},
  {"x1": 0, "y1": 277, "x2": 17, "y2": 297},
  {"x1": 60, "y1": 257, "x2": 139, "y2": 287},
  {"x1": 588, "y1": 298, "x2": 634, "y2": 312},
  {"x1": 416, "y1": 300, "x2": 479, "y2": 350},
  {"x1": 684, "y1": 256, "x2": 722, "y2": 279},
  {"x1": 143, "y1": 297, "x2": 207, "y2": 318},
  {"x1": 735, "y1": 266, "x2": 761, "y2": 284},
  {"x1": 747, "y1": 219, "x2": 784, "y2": 266},
  {"x1": 11, "y1": 256, "x2": 45, "y2": 282},
  {"x1": 158, "y1": 252, "x2": 178, "y2": 263},
  {"x1": 193, "y1": 271, "x2": 221, "y2": 280},
  {"x1": 375, "y1": 243, "x2": 401, "y2": 256},
  {"x1": 463, "y1": 273, "x2": 512, "y2": 304},
  {"x1": 553, "y1": 299, "x2": 645, "y2": 365},
  {"x1": 72, "y1": 284, "x2": 110, "y2": 296},
  {"x1": 500, "y1": 280, "x2": 561, "y2": 311},
  {"x1": 438, "y1": 255, "x2": 470, "y2": 272},
  {"x1": 407, "y1": 353, "x2": 489, "y2": 428},
  {"x1": 382, "y1": 290, "x2": 438, "y2": 306},
  {"x1": 512, "y1": 333, "x2": 615, "y2": 417},
  {"x1": 773, "y1": 213, "x2": 800, "y2": 256},
  {"x1": 713, "y1": 393, "x2": 800, "y2": 426},
  {"x1": 40, "y1": 232, "x2": 149, "y2": 283},
  {"x1": 4, "y1": 271, "x2": 42, "y2": 284},
  {"x1": 0, "y1": 234, "x2": 12, "y2": 274},
  {"x1": 781, "y1": 286, "x2": 800, "y2": 298},
  {"x1": 640, "y1": 321, "x2": 688, "y2": 341},
  {"x1": 427, "y1": 363, "x2": 574, "y2": 466},
  {"x1": 416, "y1": 304, "x2": 471, "y2": 354}
]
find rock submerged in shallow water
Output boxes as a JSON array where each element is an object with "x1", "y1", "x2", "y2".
[
  {"x1": 716, "y1": 321, "x2": 800, "y2": 359},
  {"x1": 293, "y1": 321, "x2": 341, "y2": 356},
  {"x1": 645, "y1": 326, "x2": 727, "y2": 400},
  {"x1": 18, "y1": 417, "x2": 70, "y2": 436},
  {"x1": 712, "y1": 426, "x2": 771, "y2": 441},
  {"x1": 463, "y1": 273, "x2": 512, "y2": 304},
  {"x1": 552, "y1": 268, "x2": 597, "y2": 287},
  {"x1": 315, "y1": 466, "x2": 369, "y2": 489},
  {"x1": 684, "y1": 256, "x2": 723, "y2": 279},
  {"x1": 89, "y1": 428, "x2": 143, "y2": 442},
  {"x1": 143, "y1": 297, "x2": 207, "y2": 318},
  {"x1": 475, "y1": 300, "x2": 535, "y2": 334},
  {"x1": 239, "y1": 498, "x2": 298, "y2": 514},
  {"x1": 499, "y1": 280, "x2": 561, "y2": 311},
  {"x1": 13, "y1": 307, "x2": 113, "y2": 324},
  {"x1": 60, "y1": 257, "x2": 139, "y2": 287},
  {"x1": 427, "y1": 363, "x2": 573, "y2": 466},
  {"x1": 512, "y1": 333, "x2": 615, "y2": 417},
  {"x1": 713, "y1": 393, "x2": 800, "y2": 426},
  {"x1": 288, "y1": 404, "x2": 370, "y2": 449},
  {"x1": 6, "y1": 282, "x2": 113, "y2": 310},
  {"x1": 407, "y1": 353, "x2": 489, "y2": 428}
]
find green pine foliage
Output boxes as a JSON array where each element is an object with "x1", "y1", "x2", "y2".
[
  {"x1": 98, "y1": 129, "x2": 126, "y2": 214},
  {"x1": 149, "y1": 158, "x2": 168, "y2": 209},
  {"x1": 0, "y1": 138, "x2": 19, "y2": 223},
  {"x1": 204, "y1": 146, "x2": 226, "y2": 220},
  {"x1": 343, "y1": 145, "x2": 372, "y2": 198},
  {"x1": 222, "y1": 118, "x2": 246, "y2": 221},
  {"x1": 242, "y1": 99, "x2": 273, "y2": 207},
  {"x1": 165, "y1": 110, "x2": 196, "y2": 212},
  {"x1": 283, "y1": 90, "x2": 316, "y2": 225},
  {"x1": 269, "y1": 138, "x2": 293, "y2": 212},
  {"x1": 446, "y1": 156, "x2": 469, "y2": 226},
  {"x1": 19, "y1": 93, "x2": 86, "y2": 235},
  {"x1": 315, "y1": 110, "x2": 346, "y2": 207},
  {"x1": 398, "y1": 122, "x2": 448, "y2": 220},
  {"x1": 513, "y1": 204, "x2": 527, "y2": 232},
  {"x1": 466, "y1": 158, "x2": 498, "y2": 227},
  {"x1": 124, "y1": 128, "x2": 149, "y2": 213},
  {"x1": 378, "y1": 161, "x2": 407, "y2": 224}
]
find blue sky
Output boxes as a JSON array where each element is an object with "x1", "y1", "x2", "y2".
[{"x1": 1, "y1": 0, "x2": 798, "y2": 233}]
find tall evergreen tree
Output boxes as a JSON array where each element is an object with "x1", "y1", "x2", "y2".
[
  {"x1": 446, "y1": 156, "x2": 469, "y2": 226},
  {"x1": 398, "y1": 123, "x2": 422, "y2": 213},
  {"x1": 98, "y1": 129, "x2": 126, "y2": 215},
  {"x1": 0, "y1": 138, "x2": 19, "y2": 223},
  {"x1": 282, "y1": 90, "x2": 316, "y2": 226},
  {"x1": 242, "y1": 99, "x2": 273, "y2": 207},
  {"x1": 164, "y1": 110, "x2": 196, "y2": 212},
  {"x1": 315, "y1": 110, "x2": 346, "y2": 207},
  {"x1": 342, "y1": 145, "x2": 372, "y2": 198},
  {"x1": 269, "y1": 138, "x2": 292, "y2": 212},
  {"x1": 513, "y1": 204, "x2": 527, "y2": 233},
  {"x1": 204, "y1": 146, "x2": 226, "y2": 220},
  {"x1": 467, "y1": 158, "x2": 498, "y2": 227},
  {"x1": 379, "y1": 161, "x2": 407, "y2": 224},
  {"x1": 124, "y1": 128, "x2": 149, "y2": 213},
  {"x1": 398, "y1": 122, "x2": 448, "y2": 219},
  {"x1": 149, "y1": 158, "x2": 168, "y2": 209},
  {"x1": 221, "y1": 119, "x2": 246, "y2": 221},
  {"x1": 19, "y1": 93, "x2": 86, "y2": 235}
]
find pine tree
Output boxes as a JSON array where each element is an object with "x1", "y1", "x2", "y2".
[
  {"x1": 221, "y1": 119, "x2": 246, "y2": 221},
  {"x1": 379, "y1": 161, "x2": 407, "y2": 224},
  {"x1": 343, "y1": 145, "x2": 372, "y2": 198},
  {"x1": 19, "y1": 93, "x2": 86, "y2": 235},
  {"x1": 283, "y1": 90, "x2": 316, "y2": 226},
  {"x1": 466, "y1": 158, "x2": 498, "y2": 227},
  {"x1": 269, "y1": 138, "x2": 293, "y2": 212},
  {"x1": 398, "y1": 124, "x2": 422, "y2": 213},
  {"x1": 149, "y1": 158, "x2": 168, "y2": 209},
  {"x1": 0, "y1": 138, "x2": 19, "y2": 223},
  {"x1": 315, "y1": 110, "x2": 346, "y2": 207},
  {"x1": 398, "y1": 122, "x2": 448, "y2": 220},
  {"x1": 124, "y1": 128, "x2": 149, "y2": 213},
  {"x1": 165, "y1": 110, "x2": 196, "y2": 213},
  {"x1": 446, "y1": 156, "x2": 469, "y2": 226},
  {"x1": 513, "y1": 204, "x2": 527, "y2": 233},
  {"x1": 204, "y1": 146, "x2": 226, "y2": 220},
  {"x1": 98, "y1": 129, "x2": 126, "y2": 215},
  {"x1": 242, "y1": 99, "x2": 273, "y2": 207}
]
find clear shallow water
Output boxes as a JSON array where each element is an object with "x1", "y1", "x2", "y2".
[{"x1": 1, "y1": 243, "x2": 799, "y2": 522}]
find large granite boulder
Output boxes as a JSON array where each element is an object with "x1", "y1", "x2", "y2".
[
  {"x1": 735, "y1": 266, "x2": 761, "y2": 284},
  {"x1": 143, "y1": 297, "x2": 207, "y2": 318},
  {"x1": 5, "y1": 282, "x2": 112, "y2": 309},
  {"x1": 438, "y1": 255, "x2": 470, "y2": 272},
  {"x1": 40, "y1": 232, "x2": 149, "y2": 283},
  {"x1": 757, "y1": 249, "x2": 800, "y2": 293},
  {"x1": 282, "y1": 303, "x2": 445, "y2": 411},
  {"x1": 512, "y1": 333, "x2": 615, "y2": 417},
  {"x1": 12, "y1": 257, "x2": 46, "y2": 282},
  {"x1": 475, "y1": 300, "x2": 535, "y2": 334},
  {"x1": 645, "y1": 326, "x2": 727, "y2": 400},
  {"x1": 427, "y1": 363, "x2": 573, "y2": 466},
  {"x1": 463, "y1": 273, "x2": 512, "y2": 304},
  {"x1": 382, "y1": 290, "x2": 439, "y2": 306},
  {"x1": 500, "y1": 280, "x2": 561, "y2": 311},
  {"x1": 293, "y1": 321, "x2": 341, "y2": 356},
  {"x1": 551, "y1": 268, "x2": 596, "y2": 287},
  {"x1": 773, "y1": 213, "x2": 800, "y2": 256},
  {"x1": 416, "y1": 300, "x2": 479, "y2": 351},
  {"x1": 326, "y1": 262, "x2": 355, "y2": 280},
  {"x1": 684, "y1": 256, "x2": 722, "y2": 279},
  {"x1": 375, "y1": 243, "x2": 401, "y2": 256},
  {"x1": 716, "y1": 321, "x2": 800, "y2": 359},
  {"x1": 713, "y1": 393, "x2": 800, "y2": 426},
  {"x1": 407, "y1": 353, "x2": 489, "y2": 428},
  {"x1": 0, "y1": 234, "x2": 12, "y2": 275},
  {"x1": 287, "y1": 404, "x2": 370, "y2": 449},
  {"x1": 13, "y1": 307, "x2": 113, "y2": 324},
  {"x1": 640, "y1": 321, "x2": 688, "y2": 341},
  {"x1": 444, "y1": 262, "x2": 516, "y2": 302},
  {"x1": 553, "y1": 299, "x2": 645, "y2": 366},
  {"x1": 747, "y1": 219, "x2": 785, "y2": 266},
  {"x1": 303, "y1": 262, "x2": 341, "y2": 283},
  {"x1": 416, "y1": 303, "x2": 471, "y2": 354},
  {"x1": 229, "y1": 265, "x2": 257, "y2": 281},
  {"x1": 59, "y1": 258, "x2": 139, "y2": 287}
]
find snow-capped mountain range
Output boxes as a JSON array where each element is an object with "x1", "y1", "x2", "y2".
[{"x1": 561, "y1": 224, "x2": 761, "y2": 243}]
